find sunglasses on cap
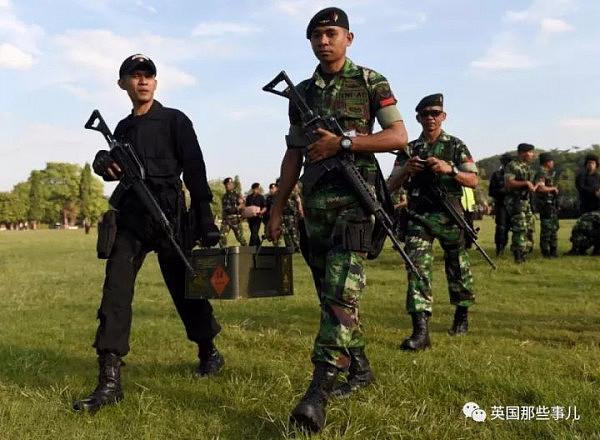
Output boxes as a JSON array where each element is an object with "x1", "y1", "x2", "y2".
[{"x1": 418, "y1": 110, "x2": 443, "y2": 118}]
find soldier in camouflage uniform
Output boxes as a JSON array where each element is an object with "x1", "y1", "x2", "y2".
[
  {"x1": 219, "y1": 177, "x2": 247, "y2": 246},
  {"x1": 568, "y1": 153, "x2": 600, "y2": 255},
  {"x1": 388, "y1": 93, "x2": 479, "y2": 352},
  {"x1": 534, "y1": 152, "x2": 560, "y2": 257},
  {"x1": 266, "y1": 7, "x2": 408, "y2": 433},
  {"x1": 504, "y1": 143, "x2": 538, "y2": 263},
  {"x1": 281, "y1": 184, "x2": 303, "y2": 252}
]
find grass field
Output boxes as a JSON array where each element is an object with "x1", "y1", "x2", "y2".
[{"x1": 0, "y1": 217, "x2": 599, "y2": 440}]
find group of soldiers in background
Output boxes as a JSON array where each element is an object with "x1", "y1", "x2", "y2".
[
  {"x1": 219, "y1": 177, "x2": 303, "y2": 251},
  {"x1": 488, "y1": 147, "x2": 600, "y2": 263}
]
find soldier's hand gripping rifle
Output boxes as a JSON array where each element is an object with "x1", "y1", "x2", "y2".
[
  {"x1": 426, "y1": 170, "x2": 497, "y2": 269},
  {"x1": 84, "y1": 109, "x2": 197, "y2": 278},
  {"x1": 263, "y1": 71, "x2": 422, "y2": 280}
]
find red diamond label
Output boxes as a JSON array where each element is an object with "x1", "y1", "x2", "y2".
[{"x1": 210, "y1": 265, "x2": 230, "y2": 296}]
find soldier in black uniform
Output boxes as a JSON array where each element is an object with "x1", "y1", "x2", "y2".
[
  {"x1": 73, "y1": 54, "x2": 224, "y2": 414},
  {"x1": 488, "y1": 153, "x2": 513, "y2": 256},
  {"x1": 245, "y1": 182, "x2": 266, "y2": 246}
]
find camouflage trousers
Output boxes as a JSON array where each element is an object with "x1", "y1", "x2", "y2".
[
  {"x1": 570, "y1": 210, "x2": 600, "y2": 252},
  {"x1": 539, "y1": 206, "x2": 559, "y2": 254},
  {"x1": 282, "y1": 214, "x2": 300, "y2": 251},
  {"x1": 404, "y1": 211, "x2": 475, "y2": 315},
  {"x1": 303, "y1": 191, "x2": 373, "y2": 371},
  {"x1": 504, "y1": 198, "x2": 535, "y2": 254},
  {"x1": 219, "y1": 214, "x2": 247, "y2": 246}
]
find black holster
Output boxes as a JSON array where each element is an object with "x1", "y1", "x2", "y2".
[{"x1": 96, "y1": 210, "x2": 117, "y2": 259}]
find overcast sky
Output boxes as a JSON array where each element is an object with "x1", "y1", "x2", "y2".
[{"x1": 1, "y1": 0, "x2": 599, "y2": 194}]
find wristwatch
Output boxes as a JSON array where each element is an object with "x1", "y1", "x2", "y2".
[
  {"x1": 450, "y1": 165, "x2": 460, "y2": 177},
  {"x1": 340, "y1": 136, "x2": 353, "y2": 152}
]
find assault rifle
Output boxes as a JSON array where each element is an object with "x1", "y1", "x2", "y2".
[
  {"x1": 424, "y1": 170, "x2": 497, "y2": 269},
  {"x1": 263, "y1": 71, "x2": 422, "y2": 280},
  {"x1": 84, "y1": 109, "x2": 197, "y2": 278}
]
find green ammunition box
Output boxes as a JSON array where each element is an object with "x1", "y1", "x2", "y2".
[{"x1": 185, "y1": 246, "x2": 294, "y2": 299}]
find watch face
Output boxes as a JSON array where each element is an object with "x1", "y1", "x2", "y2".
[{"x1": 341, "y1": 137, "x2": 352, "y2": 149}]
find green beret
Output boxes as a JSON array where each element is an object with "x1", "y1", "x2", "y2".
[
  {"x1": 306, "y1": 7, "x2": 349, "y2": 39},
  {"x1": 539, "y1": 152, "x2": 554, "y2": 164},
  {"x1": 415, "y1": 93, "x2": 443, "y2": 112},
  {"x1": 517, "y1": 143, "x2": 535, "y2": 152},
  {"x1": 584, "y1": 153, "x2": 599, "y2": 164}
]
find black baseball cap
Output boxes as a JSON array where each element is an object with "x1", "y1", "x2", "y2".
[{"x1": 119, "y1": 54, "x2": 156, "y2": 77}]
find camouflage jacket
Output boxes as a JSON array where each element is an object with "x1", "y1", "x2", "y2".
[
  {"x1": 534, "y1": 167, "x2": 558, "y2": 203},
  {"x1": 396, "y1": 131, "x2": 477, "y2": 211},
  {"x1": 504, "y1": 159, "x2": 533, "y2": 201},
  {"x1": 289, "y1": 58, "x2": 399, "y2": 204},
  {"x1": 222, "y1": 190, "x2": 241, "y2": 216},
  {"x1": 283, "y1": 193, "x2": 301, "y2": 216}
]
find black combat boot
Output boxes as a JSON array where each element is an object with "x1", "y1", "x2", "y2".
[
  {"x1": 331, "y1": 347, "x2": 374, "y2": 398},
  {"x1": 195, "y1": 340, "x2": 224, "y2": 378},
  {"x1": 400, "y1": 312, "x2": 431, "y2": 351},
  {"x1": 549, "y1": 246, "x2": 558, "y2": 258},
  {"x1": 447, "y1": 306, "x2": 469, "y2": 336},
  {"x1": 290, "y1": 362, "x2": 339, "y2": 433},
  {"x1": 73, "y1": 352, "x2": 124, "y2": 414}
]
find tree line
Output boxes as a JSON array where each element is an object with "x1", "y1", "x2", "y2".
[
  {"x1": 0, "y1": 162, "x2": 107, "y2": 230},
  {"x1": 2, "y1": 145, "x2": 598, "y2": 230}
]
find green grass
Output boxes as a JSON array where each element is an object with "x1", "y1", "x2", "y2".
[{"x1": 0, "y1": 217, "x2": 598, "y2": 440}]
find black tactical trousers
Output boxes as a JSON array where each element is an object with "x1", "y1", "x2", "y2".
[
  {"x1": 93, "y1": 229, "x2": 221, "y2": 356},
  {"x1": 494, "y1": 202, "x2": 510, "y2": 249},
  {"x1": 248, "y1": 217, "x2": 262, "y2": 246}
]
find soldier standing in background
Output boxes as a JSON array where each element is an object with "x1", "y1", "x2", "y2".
[
  {"x1": 568, "y1": 153, "x2": 600, "y2": 255},
  {"x1": 245, "y1": 183, "x2": 266, "y2": 246},
  {"x1": 488, "y1": 153, "x2": 513, "y2": 256},
  {"x1": 219, "y1": 177, "x2": 247, "y2": 247},
  {"x1": 266, "y1": 6, "x2": 407, "y2": 433},
  {"x1": 388, "y1": 93, "x2": 479, "y2": 352},
  {"x1": 504, "y1": 143, "x2": 538, "y2": 264},
  {"x1": 281, "y1": 183, "x2": 304, "y2": 252},
  {"x1": 534, "y1": 152, "x2": 560, "y2": 258}
]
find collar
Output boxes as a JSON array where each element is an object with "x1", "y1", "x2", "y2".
[
  {"x1": 129, "y1": 100, "x2": 163, "y2": 119},
  {"x1": 416, "y1": 130, "x2": 451, "y2": 145},
  {"x1": 311, "y1": 58, "x2": 361, "y2": 88}
]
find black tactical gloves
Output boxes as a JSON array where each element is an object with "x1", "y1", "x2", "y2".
[{"x1": 92, "y1": 150, "x2": 121, "y2": 181}]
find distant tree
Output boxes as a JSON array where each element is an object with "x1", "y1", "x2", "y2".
[
  {"x1": 234, "y1": 175, "x2": 242, "y2": 195},
  {"x1": 37, "y1": 163, "x2": 81, "y2": 226},
  {"x1": 11, "y1": 182, "x2": 30, "y2": 227},
  {"x1": 0, "y1": 192, "x2": 17, "y2": 229},
  {"x1": 208, "y1": 179, "x2": 225, "y2": 220},
  {"x1": 79, "y1": 163, "x2": 93, "y2": 222},
  {"x1": 28, "y1": 171, "x2": 43, "y2": 229}
]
